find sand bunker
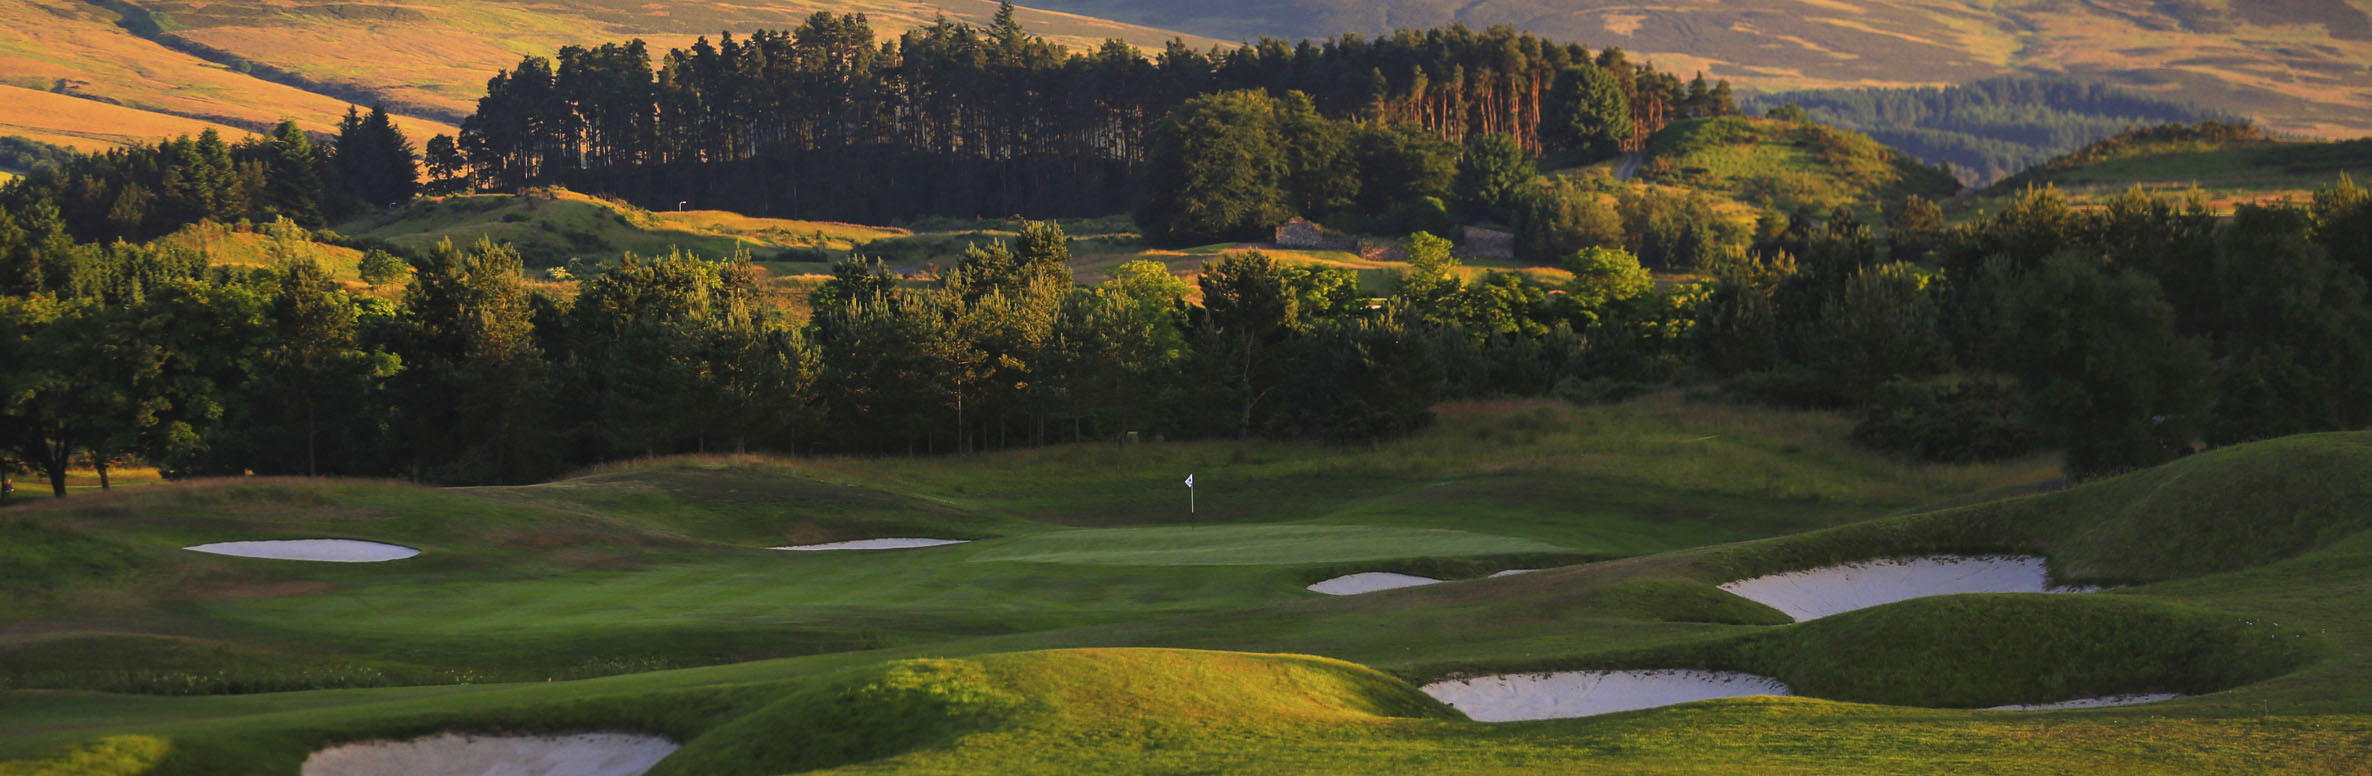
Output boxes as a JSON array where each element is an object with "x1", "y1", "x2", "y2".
[
  {"x1": 301, "y1": 732, "x2": 677, "y2": 776},
  {"x1": 1489, "y1": 569, "x2": 1539, "y2": 578},
  {"x1": 1983, "y1": 693, "x2": 2180, "y2": 711},
  {"x1": 770, "y1": 538, "x2": 970, "y2": 551},
  {"x1": 1423, "y1": 670, "x2": 1792, "y2": 722},
  {"x1": 185, "y1": 539, "x2": 420, "y2": 562},
  {"x1": 1718, "y1": 555, "x2": 2093, "y2": 621},
  {"x1": 1307, "y1": 572, "x2": 1442, "y2": 595}
]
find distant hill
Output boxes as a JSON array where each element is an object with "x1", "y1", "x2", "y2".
[
  {"x1": 1022, "y1": 0, "x2": 2372, "y2": 140},
  {"x1": 1739, "y1": 77, "x2": 2237, "y2": 186},
  {"x1": 1973, "y1": 121, "x2": 2372, "y2": 213},
  {"x1": 1640, "y1": 116, "x2": 1962, "y2": 218}
]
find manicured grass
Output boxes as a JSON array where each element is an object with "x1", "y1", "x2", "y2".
[
  {"x1": 8, "y1": 405, "x2": 2372, "y2": 774},
  {"x1": 966, "y1": 524, "x2": 1560, "y2": 566}
]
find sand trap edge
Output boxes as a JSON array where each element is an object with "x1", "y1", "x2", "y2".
[
  {"x1": 770, "y1": 538, "x2": 971, "y2": 551},
  {"x1": 1982, "y1": 692, "x2": 2181, "y2": 711},
  {"x1": 300, "y1": 731, "x2": 679, "y2": 776},
  {"x1": 1308, "y1": 572, "x2": 1442, "y2": 595},
  {"x1": 1421, "y1": 670, "x2": 1793, "y2": 722},
  {"x1": 185, "y1": 539, "x2": 421, "y2": 563},
  {"x1": 1715, "y1": 554, "x2": 2095, "y2": 621}
]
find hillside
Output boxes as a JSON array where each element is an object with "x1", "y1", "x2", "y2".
[
  {"x1": 1022, "y1": 0, "x2": 2372, "y2": 140},
  {"x1": 1641, "y1": 115, "x2": 1962, "y2": 218},
  {"x1": 1974, "y1": 122, "x2": 2372, "y2": 212},
  {"x1": 1738, "y1": 77, "x2": 2239, "y2": 186},
  {"x1": 0, "y1": 0, "x2": 456, "y2": 148},
  {"x1": 96, "y1": 0, "x2": 1227, "y2": 125}
]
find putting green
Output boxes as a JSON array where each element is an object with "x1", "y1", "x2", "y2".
[{"x1": 966, "y1": 523, "x2": 1561, "y2": 566}]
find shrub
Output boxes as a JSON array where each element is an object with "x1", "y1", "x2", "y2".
[{"x1": 1852, "y1": 378, "x2": 2046, "y2": 462}]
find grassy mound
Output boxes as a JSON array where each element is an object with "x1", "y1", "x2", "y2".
[
  {"x1": 658, "y1": 649, "x2": 1449, "y2": 775},
  {"x1": 1704, "y1": 431, "x2": 2372, "y2": 586},
  {"x1": 0, "y1": 521, "x2": 142, "y2": 618},
  {"x1": 0, "y1": 736, "x2": 170, "y2": 776},
  {"x1": 337, "y1": 188, "x2": 903, "y2": 268},
  {"x1": 1644, "y1": 116, "x2": 1961, "y2": 218},
  {"x1": 1714, "y1": 595, "x2": 2319, "y2": 708},
  {"x1": 650, "y1": 657, "x2": 1030, "y2": 776}
]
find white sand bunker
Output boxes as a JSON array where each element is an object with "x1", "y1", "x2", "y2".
[
  {"x1": 1423, "y1": 670, "x2": 1792, "y2": 722},
  {"x1": 1718, "y1": 555, "x2": 2094, "y2": 621},
  {"x1": 185, "y1": 539, "x2": 420, "y2": 562},
  {"x1": 1984, "y1": 692, "x2": 2180, "y2": 711},
  {"x1": 770, "y1": 538, "x2": 970, "y2": 551},
  {"x1": 1489, "y1": 569, "x2": 1539, "y2": 578},
  {"x1": 1308, "y1": 572, "x2": 1441, "y2": 595},
  {"x1": 302, "y1": 732, "x2": 677, "y2": 776}
]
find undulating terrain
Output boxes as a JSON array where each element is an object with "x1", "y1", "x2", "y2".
[{"x1": 6, "y1": 399, "x2": 2372, "y2": 773}]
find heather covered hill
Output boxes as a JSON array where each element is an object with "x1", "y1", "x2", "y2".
[{"x1": 1023, "y1": 0, "x2": 2372, "y2": 139}]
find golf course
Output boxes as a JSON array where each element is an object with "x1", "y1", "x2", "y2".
[{"x1": 4, "y1": 396, "x2": 2369, "y2": 774}]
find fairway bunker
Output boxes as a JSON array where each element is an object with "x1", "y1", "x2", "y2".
[
  {"x1": 1423, "y1": 670, "x2": 1792, "y2": 722},
  {"x1": 1308, "y1": 572, "x2": 1441, "y2": 595},
  {"x1": 301, "y1": 732, "x2": 677, "y2": 776},
  {"x1": 1984, "y1": 693, "x2": 2181, "y2": 711},
  {"x1": 1718, "y1": 555, "x2": 2095, "y2": 621},
  {"x1": 184, "y1": 539, "x2": 420, "y2": 562},
  {"x1": 770, "y1": 538, "x2": 970, "y2": 551}
]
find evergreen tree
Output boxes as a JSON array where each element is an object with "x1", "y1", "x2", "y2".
[
  {"x1": 260, "y1": 121, "x2": 327, "y2": 227},
  {"x1": 1542, "y1": 65, "x2": 1629, "y2": 155},
  {"x1": 1452, "y1": 132, "x2": 1535, "y2": 220}
]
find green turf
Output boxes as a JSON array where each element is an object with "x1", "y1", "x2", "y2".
[
  {"x1": 966, "y1": 524, "x2": 1559, "y2": 566},
  {"x1": 7, "y1": 401, "x2": 2372, "y2": 774}
]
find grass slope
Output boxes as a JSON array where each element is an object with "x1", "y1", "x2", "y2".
[
  {"x1": 0, "y1": 0, "x2": 455, "y2": 149},
  {"x1": 336, "y1": 188, "x2": 907, "y2": 268},
  {"x1": 10, "y1": 412, "x2": 2372, "y2": 774},
  {"x1": 1644, "y1": 116, "x2": 1961, "y2": 218},
  {"x1": 1021, "y1": 0, "x2": 2372, "y2": 139}
]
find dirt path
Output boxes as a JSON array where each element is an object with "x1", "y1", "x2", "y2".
[{"x1": 1615, "y1": 151, "x2": 1646, "y2": 181}]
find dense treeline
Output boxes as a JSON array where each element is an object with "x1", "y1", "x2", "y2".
[
  {"x1": 1740, "y1": 77, "x2": 2231, "y2": 185},
  {"x1": 442, "y1": 3, "x2": 1732, "y2": 224},
  {"x1": 0, "y1": 106, "x2": 418, "y2": 246},
  {"x1": 6, "y1": 174, "x2": 2368, "y2": 493}
]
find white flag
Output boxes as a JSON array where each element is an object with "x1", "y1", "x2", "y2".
[{"x1": 1184, "y1": 474, "x2": 1195, "y2": 488}]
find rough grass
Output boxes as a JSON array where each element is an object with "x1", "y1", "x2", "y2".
[
  {"x1": 337, "y1": 188, "x2": 905, "y2": 268},
  {"x1": 1646, "y1": 116, "x2": 1961, "y2": 220},
  {"x1": 1970, "y1": 138, "x2": 2372, "y2": 216},
  {"x1": 147, "y1": 221, "x2": 375, "y2": 288}
]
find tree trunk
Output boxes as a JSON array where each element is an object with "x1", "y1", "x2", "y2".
[
  {"x1": 46, "y1": 461, "x2": 67, "y2": 497},
  {"x1": 305, "y1": 398, "x2": 319, "y2": 477},
  {"x1": 96, "y1": 458, "x2": 110, "y2": 490}
]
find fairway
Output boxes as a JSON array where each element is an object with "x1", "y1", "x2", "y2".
[
  {"x1": 5, "y1": 403, "x2": 2371, "y2": 774},
  {"x1": 966, "y1": 524, "x2": 1561, "y2": 566}
]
